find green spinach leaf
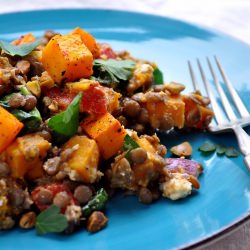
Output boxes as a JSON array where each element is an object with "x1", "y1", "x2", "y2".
[
  {"x1": 82, "y1": 188, "x2": 108, "y2": 217},
  {"x1": 153, "y1": 67, "x2": 164, "y2": 85},
  {"x1": 0, "y1": 92, "x2": 41, "y2": 132},
  {"x1": 48, "y1": 93, "x2": 82, "y2": 141}
]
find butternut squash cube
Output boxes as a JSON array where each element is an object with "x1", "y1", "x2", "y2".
[
  {"x1": 0, "y1": 106, "x2": 23, "y2": 153},
  {"x1": 62, "y1": 136, "x2": 100, "y2": 183},
  {"x1": 71, "y1": 27, "x2": 100, "y2": 58},
  {"x1": 41, "y1": 34, "x2": 93, "y2": 84},
  {"x1": 4, "y1": 134, "x2": 51, "y2": 179},
  {"x1": 11, "y1": 33, "x2": 36, "y2": 45},
  {"x1": 81, "y1": 113, "x2": 126, "y2": 159},
  {"x1": 145, "y1": 95, "x2": 185, "y2": 129}
]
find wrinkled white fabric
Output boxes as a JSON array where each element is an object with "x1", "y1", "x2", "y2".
[{"x1": 0, "y1": 0, "x2": 249, "y2": 44}]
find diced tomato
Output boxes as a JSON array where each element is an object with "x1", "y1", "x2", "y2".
[
  {"x1": 99, "y1": 43, "x2": 117, "y2": 59},
  {"x1": 80, "y1": 85, "x2": 107, "y2": 115},
  {"x1": 43, "y1": 85, "x2": 107, "y2": 115},
  {"x1": 31, "y1": 183, "x2": 77, "y2": 212}
]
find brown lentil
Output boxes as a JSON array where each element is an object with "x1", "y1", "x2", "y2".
[
  {"x1": 9, "y1": 188, "x2": 25, "y2": 206},
  {"x1": 23, "y1": 95, "x2": 37, "y2": 111},
  {"x1": 36, "y1": 130, "x2": 52, "y2": 142},
  {"x1": 137, "y1": 108, "x2": 149, "y2": 124},
  {"x1": 123, "y1": 99, "x2": 141, "y2": 117},
  {"x1": 117, "y1": 116, "x2": 128, "y2": 126},
  {"x1": 55, "y1": 170, "x2": 68, "y2": 181},
  {"x1": 8, "y1": 93, "x2": 26, "y2": 108},
  {"x1": 0, "y1": 162, "x2": 10, "y2": 177},
  {"x1": 73, "y1": 185, "x2": 93, "y2": 205},
  {"x1": 86, "y1": 211, "x2": 108, "y2": 233},
  {"x1": 53, "y1": 191, "x2": 70, "y2": 208},
  {"x1": 131, "y1": 123, "x2": 145, "y2": 134},
  {"x1": 159, "y1": 115, "x2": 174, "y2": 131},
  {"x1": 19, "y1": 212, "x2": 36, "y2": 229},
  {"x1": 36, "y1": 188, "x2": 53, "y2": 205},
  {"x1": 138, "y1": 187, "x2": 153, "y2": 204},
  {"x1": 130, "y1": 148, "x2": 148, "y2": 164}
]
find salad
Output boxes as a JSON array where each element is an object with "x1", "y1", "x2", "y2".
[{"x1": 0, "y1": 27, "x2": 213, "y2": 234}]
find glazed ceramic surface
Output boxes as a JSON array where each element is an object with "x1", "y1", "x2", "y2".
[{"x1": 0, "y1": 9, "x2": 249, "y2": 250}]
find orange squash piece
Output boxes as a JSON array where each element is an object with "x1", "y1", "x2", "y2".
[
  {"x1": 144, "y1": 95, "x2": 185, "y2": 129},
  {"x1": 182, "y1": 95, "x2": 214, "y2": 129},
  {"x1": 4, "y1": 134, "x2": 51, "y2": 179},
  {"x1": 11, "y1": 33, "x2": 36, "y2": 45},
  {"x1": 62, "y1": 136, "x2": 100, "y2": 183},
  {"x1": 41, "y1": 34, "x2": 93, "y2": 84},
  {"x1": 0, "y1": 106, "x2": 23, "y2": 153},
  {"x1": 71, "y1": 27, "x2": 100, "y2": 58},
  {"x1": 81, "y1": 113, "x2": 126, "y2": 159}
]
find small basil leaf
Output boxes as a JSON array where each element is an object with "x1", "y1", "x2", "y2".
[
  {"x1": 0, "y1": 39, "x2": 42, "y2": 57},
  {"x1": 153, "y1": 67, "x2": 164, "y2": 85}
]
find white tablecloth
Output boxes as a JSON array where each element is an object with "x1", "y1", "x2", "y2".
[{"x1": 0, "y1": 0, "x2": 249, "y2": 249}]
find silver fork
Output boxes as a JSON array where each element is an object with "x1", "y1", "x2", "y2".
[{"x1": 188, "y1": 56, "x2": 250, "y2": 171}]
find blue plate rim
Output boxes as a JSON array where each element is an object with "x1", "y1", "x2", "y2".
[
  {"x1": 0, "y1": 7, "x2": 249, "y2": 47},
  {"x1": 180, "y1": 212, "x2": 250, "y2": 249},
  {"x1": 0, "y1": 8, "x2": 249, "y2": 249}
]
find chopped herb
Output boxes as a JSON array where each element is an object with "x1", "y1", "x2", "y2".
[
  {"x1": 48, "y1": 93, "x2": 82, "y2": 142},
  {"x1": 93, "y1": 59, "x2": 135, "y2": 85},
  {"x1": 35, "y1": 205, "x2": 68, "y2": 235},
  {"x1": 199, "y1": 142, "x2": 216, "y2": 154},
  {"x1": 153, "y1": 67, "x2": 164, "y2": 85},
  {"x1": 225, "y1": 147, "x2": 240, "y2": 157},
  {"x1": 123, "y1": 134, "x2": 139, "y2": 151},
  {"x1": 82, "y1": 188, "x2": 108, "y2": 217},
  {"x1": 199, "y1": 142, "x2": 239, "y2": 158},
  {"x1": 216, "y1": 144, "x2": 227, "y2": 155},
  {"x1": 122, "y1": 134, "x2": 140, "y2": 160},
  {"x1": 0, "y1": 39, "x2": 42, "y2": 57}
]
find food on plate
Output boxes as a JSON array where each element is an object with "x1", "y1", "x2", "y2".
[{"x1": 0, "y1": 27, "x2": 213, "y2": 234}]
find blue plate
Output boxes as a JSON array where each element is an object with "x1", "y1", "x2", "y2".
[{"x1": 0, "y1": 9, "x2": 249, "y2": 250}]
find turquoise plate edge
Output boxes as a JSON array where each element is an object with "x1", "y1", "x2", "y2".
[{"x1": 0, "y1": 9, "x2": 249, "y2": 250}]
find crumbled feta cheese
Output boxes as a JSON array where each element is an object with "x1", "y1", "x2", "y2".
[
  {"x1": 65, "y1": 205, "x2": 82, "y2": 223},
  {"x1": 161, "y1": 173, "x2": 192, "y2": 200}
]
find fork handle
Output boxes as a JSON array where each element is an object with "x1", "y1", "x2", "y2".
[{"x1": 233, "y1": 125, "x2": 250, "y2": 171}]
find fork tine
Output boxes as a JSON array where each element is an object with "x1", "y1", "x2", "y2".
[
  {"x1": 214, "y1": 56, "x2": 249, "y2": 118},
  {"x1": 196, "y1": 59, "x2": 225, "y2": 124},
  {"x1": 188, "y1": 60, "x2": 199, "y2": 91},
  {"x1": 206, "y1": 57, "x2": 237, "y2": 121}
]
